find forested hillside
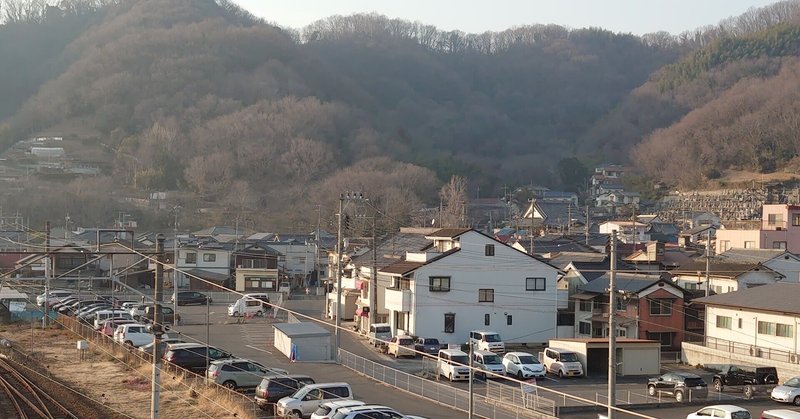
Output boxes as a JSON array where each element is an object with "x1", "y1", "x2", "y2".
[{"x1": 4, "y1": 0, "x2": 800, "y2": 229}]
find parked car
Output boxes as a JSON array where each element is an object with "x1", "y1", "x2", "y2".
[
  {"x1": 92, "y1": 309, "x2": 132, "y2": 329},
  {"x1": 331, "y1": 405, "x2": 402, "y2": 419},
  {"x1": 139, "y1": 304, "x2": 179, "y2": 325},
  {"x1": 414, "y1": 337, "x2": 440, "y2": 357},
  {"x1": 686, "y1": 404, "x2": 751, "y2": 419},
  {"x1": 114, "y1": 323, "x2": 160, "y2": 347},
  {"x1": 101, "y1": 319, "x2": 137, "y2": 337},
  {"x1": 138, "y1": 337, "x2": 185, "y2": 355},
  {"x1": 65, "y1": 300, "x2": 106, "y2": 315},
  {"x1": 254, "y1": 374, "x2": 315, "y2": 410},
  {"x1": 52, "y1": 297, "x2": 79, "y2": 311},
  {"x1": 171, "y1": 291, "x2": 210, "y2": 306},
  {"x1": 37, "y1": 290, "x2": 73, "y2": 306},
  {"x1": 77, "y1": 305, "x2": 113, "y2": 322},
  {"x1": 761, "y1": 410, "x2": 800, "y2": 419},
  {"x1": 472, "y1": 350, "x2": 505, "y2": 379},
  {"x1": 771, "y1": 376, "x2": 800, "y2": 405},
  {"x1": 387, "y1": 336, "x2": 416, "y2": 358},
  {"x1": 276, "y1": 382, "x2": 353, "y2": 419},
  {"x1": 712, "y1": 365, "x2": 778, "y2": 395},
  {"x1": 311, "y1": 400, "x2": 366, "y2": 419},
  {"x1": 648, "y1": 372, "x2": 708, "y2": 402},
  {"x1": 368, "y1": 323, "x2": 392, "y2": 347},
  {"x1": 502, "y1": 351, "x2": 545, "y2": 380},
  {"x1": 162, "y1": 343, "x2": 232, "y2": 374},
  {"x1": 206, "y1": 358, "x2": 288, "y2": 390}
]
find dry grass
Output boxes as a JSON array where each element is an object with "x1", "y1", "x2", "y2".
[{"x1": 1, "y1": 324, "x2": 253, "y2": 419}]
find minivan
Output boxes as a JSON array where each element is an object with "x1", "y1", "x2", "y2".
[
  {"x1": 472, "y1": 350, "x2": 505, "y2": 379},
  {"x1": 469, "y1": 330, "x2": 505, "y2": 354},
  {"x1": 438, "y1": 348, "x2": 471, "y2": 381},
  {"x1": 541, "y1": 347, "x2": 584, "y2": 378},
  {"x1": 368, "y1": 323, "x2": 392, "y2": 347},
  {"x1": 255, "y1": 374, "x2": 316, "y2": 410},
  {"x1": 227, "y1": 293, "x2": 270, "y2": 317},
  {"x1": 276, "y1": 382, "x2": 354, "y2": 418}
]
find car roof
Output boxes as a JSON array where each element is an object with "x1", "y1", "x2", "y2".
[
  {"x1": 505, "y1": 351, "x2": 535, "y2": 357},
  {"x1": 371, "y1": 323, "x2": 391, "y2": 327},
  {"x1": 699, "y1": 405, "x2": 748, "y2": 411},
  {"x1": 473, "y1": 350, "x2": 500, "y2": 356},
  {"x1": 262, "y1": 373, "x2": 311, "y2": 380},
  {"x1": 211, "y1": 357, "x2": 259, "y2": 365},
  {"x1": 166, "y1": 342, "x2": 206, "y2": 349},
  {"x1": 305, "y1": 382, "x2": 349, "y2": 388},
  {"x1": 439, "y1": 348, "x2": 467, "y2": 355},
  {"x1": 674, "y1": 372, "x2": 702, "y2": 378},
  {"x1": 339, "y1": 405, "x2": 394, "y2": 413},
  {"x1": 321, "y1": 400, "x2": 365, "y2": 408}
]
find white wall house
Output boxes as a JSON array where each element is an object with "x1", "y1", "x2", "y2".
[
  {"x1": 380, "y1": 228, "x2": 561, "y2": 346},
  {"x1": 598, "y1": 221, "x2": 649, "y2": 244},
  {"x1": 671, "y1": 261, "x2": 783, "y2": 294},
  {"x1": 174, "y1": 246, "x2": 231, "y2": 288},
  {"x1": 693, "y1": 283, "x2": 800, "y2": 359}
]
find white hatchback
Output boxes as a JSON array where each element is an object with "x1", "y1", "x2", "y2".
[
  {"x1": 502, "y1": 351, "x2": 545, "y2": 380},
  {"x1": 686, "y1": 405, "x2": 751, "y2": 419}
]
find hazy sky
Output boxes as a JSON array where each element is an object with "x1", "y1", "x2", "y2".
[{"x1": 234, "y1": 0, "x2": 779, "y2": 35}]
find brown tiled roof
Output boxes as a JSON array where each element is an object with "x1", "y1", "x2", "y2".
[
  {"x1": 380, "y1": 261, "x2": 425, "y2": 275},
  {"x1": 692, "y1": 282, "x2": 800, "y2": 315},
  {"x1": 426, "y1": 228, "x2": 471, "y2": 239}
]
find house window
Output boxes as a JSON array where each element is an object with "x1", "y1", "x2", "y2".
[
  {"x1": 429, "y1": 276, "x2": 450, "y2": 292},
  {"x1": 738, "y1": 318, "x2": 742, "y2": 329},
  {"x1": 526, "y1": 277, "x2": 546, "y2": 291},
  {"x1": 768, "y1": 214, "x2": 783, "y2": 225},
  {"x1": 744, "y1": 241, "x2": 756, "y2": 249},
  {"x1": 716, "y1": 315, "x2": 732, "y2": 329},
  {"x1": 203, "y1": 253, "x2": 216, "y2": 262},
  {"x1": 56, "y1": 254, "x2": 86, "y2": 269},
  {"x1": 758, "y1": 321, "x2": 776, "y2": 335},
  {"x1": 649, "y1": 299, "x2": 673, "y2": 316},
  {"x1": 773, "y1": 241, "x2": 787, "y2": 250},
  {"x1": 719, "y1": 240, "x2": 730, "y2": 252},
  {"x1": 484, "y1": 314, "x2": 490, "y2": 326},
  {"x1": 794, "y1": 213, "x2": 800, "y2": 226},
  {"x1": 579, "y1": 300, "x2": 593, "y2": 312},
  {"x1": 478, "y1": 289, "x2": 494, "y2": 303},
  {"x1": 617, "y1": 329, "x2": 626, "y2": 337},
  {"x1": 444, "y1": 313, "x2": 455, "y2": 333},
  {"x1": 485, "y1": 244, "x2": 495, "y2": 256},
  {"x1": 777, "y1": 323, "x2": 794, "y2": 338},
  {"x1": 647, "y1": 331, "x2": 673, "y2": 347},
  {"x1": 616, "y1": 297, "x2": 628, "y2": 311},
  {"x1": 557, "y1": 312, "x2": 575, "y2": 326},
  {"x1": 507, "y1": 315, "x2": 512, "y2": 325},
  {"x1": 185, "y1": 252, "x2": 197, "y2": 264},
  {"x1": 579, "y1": 321, "x2": 591, "y2": 335}
]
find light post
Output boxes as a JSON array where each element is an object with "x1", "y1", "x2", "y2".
[
  {"x1": 206, "y1": 295, "x2": 211, "y2": 383},
  {"x1": 335, "y1": 192, "x2": 364, "y2": 354}
]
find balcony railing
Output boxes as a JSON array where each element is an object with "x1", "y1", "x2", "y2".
[{"x1": 384, "y1": 287, "x2": 412, "y2": 312}]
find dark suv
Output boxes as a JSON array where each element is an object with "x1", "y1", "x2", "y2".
[
  {"x1": 647, "y1": 372, "x2": 708, "y2": 402},
  {"x1": 172, "y1": 291, "x2": 211, "y2": 306},
  {"x1": 254, "y1": 374, "x2": 315, "y2": 410},
  {"x1": 163, "y1": 343, "x2": 232, "y2": 374},
  {"x1": 712, "y1": 364, "x2": 778, "y2": 395}
]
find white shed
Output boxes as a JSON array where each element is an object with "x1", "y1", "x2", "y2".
[
  {"x1": 273, "y1": 322, "x2": 332, "y2": 362},
  {"x1": 547, "y1": 338, "x2": 661, "y2": 377}
]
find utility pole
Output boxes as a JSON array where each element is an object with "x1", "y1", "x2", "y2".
[
  {"x1": 468, "y1": 340, "x2": 474, "y2": 418},
  {"x1": 608, "y1": 230, "x2": 617, "y2": 419},
  {"x1": 151, "y1": 234, "x2": 165, "y2": 419},
  {"x1": 585, "y1": 205, "x2": 590, "y2": 245},
  {"x1": 705, "y1": 229, "x2": 712, "y2": 297},
  {"x1": 335, "y1": 196, "x2": 344, "y2": 352},
  {"x1": 43, "y1": 221, "x2": 50, "y2": 328},
  {"x1": 528, "y1": 198, "x2": 535, "y2": 255},
  {"x1": 173, "y1": 207, "x2": 179, "y2": 323},
  {"x1": 567, "y1": 204, "x2": 572, "y2": 235}
]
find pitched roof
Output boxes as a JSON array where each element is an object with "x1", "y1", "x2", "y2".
[
  {"x1": 579, "y1": 272, "x2": 672, "y2": 294},
  {"x1": 672, "y1": 261, "x2": 781, "y2": 278},
  {"x1": 533, "y1": 202, "x2": 580, "y2": 227},
  {"x1": 718, "y1": 248, "x2": 796, "y2": 263},
  {"x1": 380, "y1": 248, "x2": 459, "y2": 275},
  {"x1": 426, "y1": 228, "x2": 471, "y2": 239},
  {"x1": 680, "y1": 225, "x2": 715, "y2": 235},
  {"x1": 692, "y1": 283, "x2": 800, "y2": 315},
  {"x1": 350, "y1": 231, "x2": 433, "y2": 268}
]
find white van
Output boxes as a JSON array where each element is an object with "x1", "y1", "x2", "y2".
[
  {"x1": 469, "y1": 330, "x2": 505, "y2": 354},
  {"x1": 92, "y1": 309, "x2": 133, "y2": 329},
  {"x1": 472, "y1": 350, "x2": 505, "y2": 379},
  {"x1": 438, "y1": 348, "x2": 471, "y2": 381},
  {"x1": 368, "y1": 323, "x2": 392, "y2": 347},
  {"x1": 275, "y1": 382, "x2": 353, "y2": 418},
  {"x1": 227, "y1": 293, "x2": 270, "y2": 317},
  {"x1": 278, "y1": 281, "x2": 291, "y2": 294},
  {"x1": 541, "y1": 347, "x2": 584, "y2": 378}
]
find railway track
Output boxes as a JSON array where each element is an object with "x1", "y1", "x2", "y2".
[{"x1": 0, "y1": 356, "x2": 79, "y2": 419}]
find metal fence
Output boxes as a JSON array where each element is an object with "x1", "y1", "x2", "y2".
[
  {"x1": 703, "y1": 336, "x2": 799, "y2": 364},
  {"x1": 60, "y1": 315, "x2": 260, "y2": 418},
  {"x1": 338, "y1": 349, "x2": 552, "y2": 419}
]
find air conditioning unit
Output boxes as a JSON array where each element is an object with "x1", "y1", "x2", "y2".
[{"x1": 776, "y1": 227, "x2": 783, "y2": 231}]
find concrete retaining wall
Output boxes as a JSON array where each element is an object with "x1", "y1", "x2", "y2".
[{"x1": 682, "y1": 342, "x2": 800, "y2": 380}]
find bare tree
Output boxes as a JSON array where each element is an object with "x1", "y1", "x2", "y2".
[{"x1": 438, "y1": 175, "x2": 467, "y2": 228}]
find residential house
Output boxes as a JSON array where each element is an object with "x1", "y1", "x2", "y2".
[
  {"x1": 717, "y1": 248, "x2": 800, "y2": 283},
  {"x1": 523, "y1": 201, "x2": 581, "y2": 233},
  {"x1": 248, "y1": 233, "x2": 323, "y2": 288},
  {"x1": 549, "y1": 252, "x2": 611, "y2": 337},
  {"x1": 623, "y1": 242, "x2": 666, "y2": 272},
  {"x1": 174, "y1": 241, "x2": 232, "y2": 290},
  {"x1": 590, "y1": 164, "x2": 627, "y2": 198},
  {"x1": 677, "y1": 211, "x2": 721, "y2": 230},
  {"x1": 347, "y1": 228, "x2": 436, "y2": 333},
  {"x1": 573, "y1": 273, "x2": 687, "y2": 351},
  {"x1": 595, "y1": 191, "x2": 641, "y2": 211},
  {"x1": 678, "y1": 225, "x2": 715, "y2": 249},
  {"x1": 716, "y1": 204, "x2": 800, "y2": 253},
  {"x1": 687, "y1": 283, "x2": 800, "y2": 372},
  {"x1": 232, "y1": 244, "x2": 280, "y2": 292},
  {"x1": 598, "y1": 221, "x2": 649, "y2": 244},
  {"x1": 379, "y1": 228, "x2": 561, "y2": 346},
  {"x1": 646, "y1": 222, "x2": 680, "y2": 245},
  {"x1": 671, "y1": 261, "x2": 784, "y2": 294},
  {"x1": 512, "y1": 234, "x2": 599, "y2": 258}
]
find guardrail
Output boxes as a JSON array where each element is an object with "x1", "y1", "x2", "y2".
[
  {"x1": 338, "y1": 349, "x2": 551, "y2": 419},
  {"x1": 704, "y1": 336, "x2": 798, "y2": 364}
]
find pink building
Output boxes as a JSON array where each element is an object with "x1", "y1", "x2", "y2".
[{"x1": 716, "y1": 204, "x2": 800, "y2": 253}]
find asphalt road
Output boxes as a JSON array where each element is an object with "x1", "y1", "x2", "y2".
[{"x1": 167, "y1": 298, "x2": 800, "y2": 419}]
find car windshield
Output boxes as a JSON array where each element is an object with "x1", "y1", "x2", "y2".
[
  {"x1": 423, "y1": 339, "x2": 439, "y2": 345},
  {"x1": 784, "y1": 377, "x2": 800, "y2": 387},
  {"x1": 684, "y1": 378, "x2": 705, "y2": 386},
  {"x1": 482, "y1": 354, "x2": 502, "y2": 364},
  {"x1": 518, "y1": 356, "x2": 540, "y2": 364},
  {"x1": 561, "y1": 353, "x2": 578, "y2": 362},
  {"x1": 374, "y1": 326, "x2": 390, "y2": 333},
  {"x1": 731, "y1": 412, "x2": 752, "y2": 419},
  {"x1": 398, "y1": 338, "x2": 413, "y2": 345},
  {"x1": 484, "y1": 334, "x2": 502, "y2": 342},
  {"x1": 451, "y1": 355, "x2": 469, "y2": 365}
]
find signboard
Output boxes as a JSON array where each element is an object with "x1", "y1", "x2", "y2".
[{"x1": 9, "y1": 301, "x2": 25, "y2": 312}]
